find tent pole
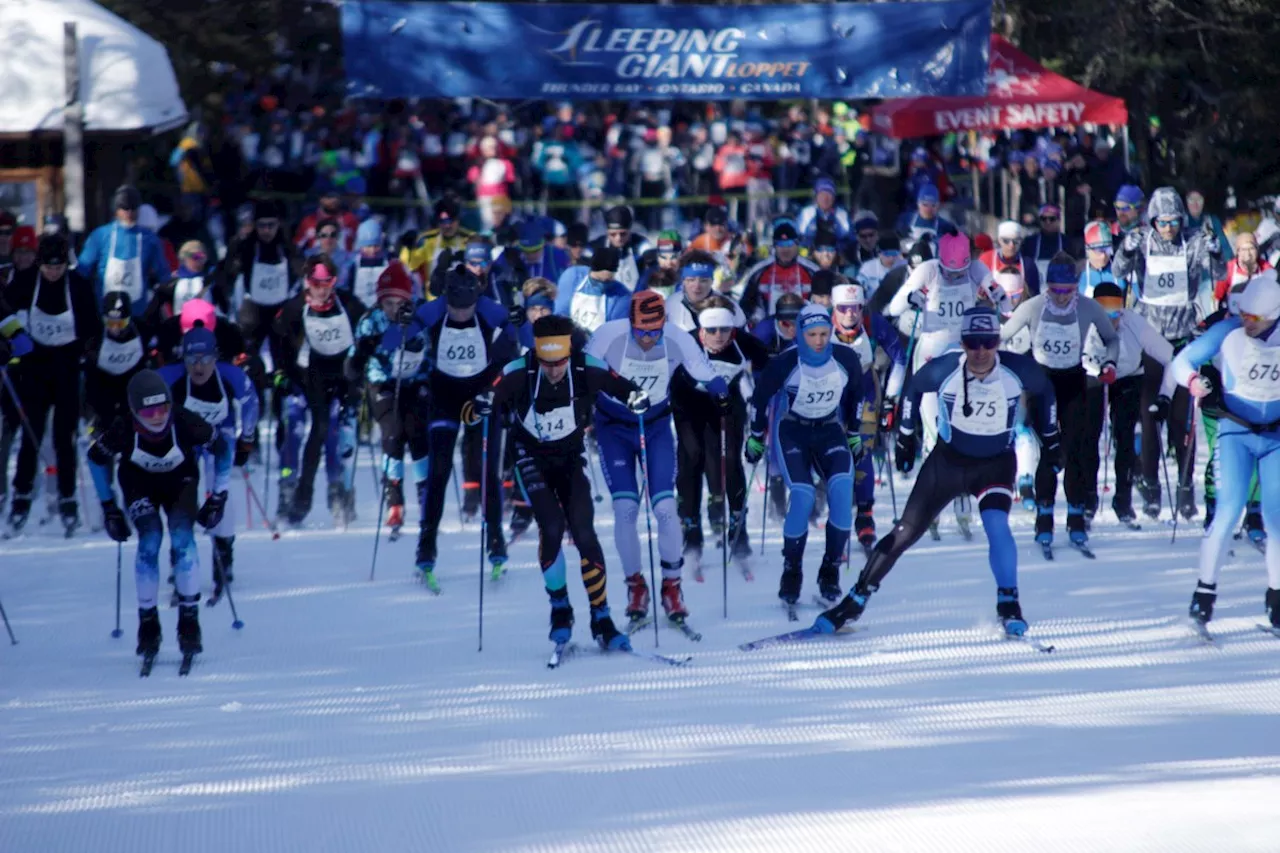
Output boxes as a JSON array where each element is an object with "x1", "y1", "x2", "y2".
[{"x1": 63, "y1": 22, "x2": 86, "y2": 239}]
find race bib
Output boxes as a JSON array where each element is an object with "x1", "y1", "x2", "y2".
[
  {"x1": 97, "y1": 335, "x2": 143, "y2": 375},
  {"x1": 436, "y1": 323, "x2": 487, "y2": 378},
  {"x1": 1034, "y1": 319, "x2": 1081, "y2": 370},
  {"x1": 353, "y1": 264, "x2": 386, "y2": 307},
  {"x1": 1142, "y1": 252, "x2": 1190, "y2": 307},
  {"x1": 131, "y1": 431, "x2": 185, "y2": 473},
  {"x1": 29, "y1": 309, "x2": 76, "y2": 347},
  {"x1": 620, "y1": 354, "x2": 671, "y2": 404},
  {"x1": 389, "y1": 346, "x2": 425, "y2": 379},
  {"x1": 709, "y1": 357, "x2": 743, "y2": 384},
  {"x1": 1235, "y1": 337, "x2": 1280, "y2": 403},
  {"x1": 948, "y1": 379, "x2": 1009, "y2": 436},
  {"x1": 569, "y1": 288, "x2": 606, "y2": 332},
  {"x1": 790, "y1": 366, "x2": 845, "y2": 419},
  {"x1": 930, "y1": 286, "x2": 975, "y2": 332},
  {"x1": 250, "y1": 261, "x2": 290, "y2": 306},
  {"x1": 522, "y1": 403, "x2": 576, "y2": 442}
]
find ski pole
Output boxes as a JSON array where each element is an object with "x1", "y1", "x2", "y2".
[
  {"x1": 370, "y1": 344, "x2": 406, "y2": 582},
  {"x1": 477, "y1": 415, "x2": 489, "y2": 652},
  {"x1": 452, "y1": 462, "x2": 465, "y2": 527},
  {"x1": 111, "y1": 542, "x2": 123, "y2": 638},
  {"x1": 636, "y1": 414, "x2": 660, "y2": 647},
  {"x1": 1159, "y1": 417, "x2": 1178, "y2": 544},
  {"x1": 221, "y1": 570, "x2": 245, "y2": 630},
  {"x1": 0, "y1": 368, "x2": 56, "y2": 468},
  {"x1": 262, "y1": 391, "x2": 273, "y2": 520},
  {"x1": 1102, "y1": 385, "x2": 1112, "y2": 494},
  {"x1": 760, "y1": 400, "x2": 774, "y2": 556},
  {"x1": 1172, "y1": 395, "x2": 1199, "y2": 545},
  {"x1": 0, "y1": 591, "x2": 15, "y2": 645},
  {"x1": 585, "y1": 429, "x2": 605, "y2": 504},
  {"x1": 241, "y1": 471, "x2": 281, "y2": 540},
  {"x1": 883, "y1": 450, "x2": 900, "y2": 524},
  {"x1": 720, "y1": 416, "x2": 729, "y2": 619}
]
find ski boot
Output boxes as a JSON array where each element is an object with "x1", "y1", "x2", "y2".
[
  {"x1": 681, "y1": 516, "x2": 704, "y2": 581},
  {"x1": 1018, "y1": 475, "x2": 1035, "y2": 512},
  {"x1": 707, "y1": 498, "x2": 725, "y2": 537},
  {"x1": 814, "y1": 583, "x2": 872, "y2": 633},
  {"x1": 1245, "y1": 502, "x2": 1266, "y2": 545},
  {"x1": 1203, "y1": 496, "x2": 1216, "y2": 531},
  {"x1": 1189, "y1": 581, "x2": 1217, "y2": 624},
  {"x1": 590, "y1": 606, "x2": 631, "y2": 651},
  {"x1": 509, "y1": 503, "x2": 533, "y2": 539},
  {"x1": 1084, "y1": 495, "x2": 1098, "y2": 530},
  {"x1": 768, "y1": 475, "x2": 787, "y2": 521},
  {"x1": 328, "y1": 482, "x2": 347, "y2": 524},
  {"x1": 415, "y1": 535, "x2": 440, "y2": 593},
  {"x1": 660, "y1": 576, "x2": 688, "y2": 620},
  {"x1": 728, "y1": 510, "x2": 752, "y2": 560},
  {"x1": 1177, "y1": 485, "x2": 1198, "y2": 521},
  {"x1": 816, "y1": 557, "x2": 842, "y2": 606},
  {"x1": 59, "y1": 498, "x2": 78, "y2": 537},
  {"x1": 136, "y1": 606, "x2": 161, "y2": 656},
  {"x1": 461, "y1": 482, "x2": 481, "y2": 524},
  {"x1": 549, "y1": 596, "x2": 574, "y2": 644},
  {"x1": 1067, "y1": 504, "x2": 1088, "y2": 546},
  {"x1": 997, "y1": 587, "x2": 1027, "y2": 636},
  {"x1": 277, "y1": 478, "x2": 298, "y2": 524},
  {"x1": 1035, "y1": 502, "x2": 1054, "y2": 548},
  {"x1": 625, "y1": 573, "x2": 650, "y2": 627},
  {"x1": 177, "y1": 597, "x2": 203, "y2": 655},
  {"x1": 854, "y1": 502, "x2": 876, "y2": 554},
  {"x1": 777, "y1": 555, "x2": 802, "y2": 606},
  {"x1": 1140, "y1": 477, "x2": 1162, "y2": 520},
  {"x1": 6, "y1": 493, "x2": 31, "y2": 537},
  {"x1": 1112, "y1": 496, "x2": 1137, "y2": 526},
  {"x1": 285, "y1": 481, "x2": 312, "y2": 526},
  {"x1": 488, "y1": 534, "x2": 508, "y2": 581},
  {"x1": 1266, "y1": 589, "x2": 1280, "y2": 630}
]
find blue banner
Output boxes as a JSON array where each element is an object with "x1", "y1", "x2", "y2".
[{"x1": 342, "y1": 1, "x2": 991, "y2": 101}]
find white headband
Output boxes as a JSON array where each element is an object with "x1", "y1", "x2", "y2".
[
  {"x1": 698, "y1": 307, "x2": 736, "y2": 329},
  {"x1": 832, "y1": 284, "x2": 864, "y2": 306}
]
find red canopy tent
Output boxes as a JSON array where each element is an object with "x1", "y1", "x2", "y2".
[{"x1": 870, "y1": 35, "x2": 1128, "y2": 138}]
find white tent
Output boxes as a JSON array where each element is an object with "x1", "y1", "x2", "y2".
[{"x1": 0, "y1": 0, "x2": 187, "y2": 134}]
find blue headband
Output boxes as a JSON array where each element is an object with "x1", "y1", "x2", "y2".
[
  {"x1": 525, "y1": 294, "x2": 554, "y2": 310},
  {"x1": 681, "y1": 263, "x2": 716, "y2": 280}
]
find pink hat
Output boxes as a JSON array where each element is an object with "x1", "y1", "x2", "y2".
[{"x1": 179, "y1": 298, "x2": 216, "y2": 334}]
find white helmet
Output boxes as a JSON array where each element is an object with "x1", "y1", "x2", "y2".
[{"x1": 1238, "y1": 269, "x2": 1280, "y2": 320}]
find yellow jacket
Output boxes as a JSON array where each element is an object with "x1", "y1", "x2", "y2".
[{"x1": 401, "y1": 227, "x2": 477, "y2": 289}]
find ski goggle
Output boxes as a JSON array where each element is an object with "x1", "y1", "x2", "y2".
[
  {"x1": 880, "y1": 249, "x2": 901, "y2": 258},
  {"x1": 701, "y1": 326, "x2": 732, "y2": 335},
  {"x1": 960, "y1": 335, "x2": 999, "y2": 350},
  {"x1": 104, "y1": 317, "x2": 130, "y2": 333},
  {"x1": 814, "y1": 245, "x2": 837, "y2": 254},
  {"x1": 1155, "y1": 217, "x2": 1180, "y2": 228},
  {"x1": 632, "y1": 328, "x2": 663, "y2": 341},
  {"x1": 1240, "y1": 311, "x2": 1272, "y2": 324},
  {"x1": 834, "y1": 303, "x2": 862, "y2": 314},
  {"x1": 1106, "y1": 310, "x2": 1123, "y2": 320},
  {"x1": 136, "y1": 403, "x2": 170, "y2": 421},
  {"x1": 1048, "y1": 285, "x2": 1077, "y2": 296},
  {"x1": 184, "y1": 353, "x2": 216, "y2": 367}
]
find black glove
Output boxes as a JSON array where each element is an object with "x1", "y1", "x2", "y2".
[
  {"x1": 101, "y1": 500, "x2": 130, "y2": 542},
  {"x1": 895, "y1": 431, "x2": 918, "y2": 474},
  {"x1": 713, "y1": 391, "x2": 732, "y2": 415},
  {"x1": 744, "y1": 430, "x2": 766, "y2": 465},
  {"x1": 626, "y1": 390, "x2": 651, "y2": 414},
  {"x1": 508, "y1": 305, "x2": 526, "y2": 327},
  {"x1": 879, "y1": 397, "x2": 897, "y2": 432},
  {"x1": 394, "y1": 301, "x2": 416, "y2": 326},
  {"x1": 196, "y1": 490, "x2": 229, "y2": 529},
  {"x1": 87, "y1": 439, "x2": 114, "y2": 467},
  {"x1": 1148, "y1": 394, "x2": 1171, "y2": 424},
  {"x1": 461, "y1": 391, "x2": 493, "y2": 426},
  {"x1": 402, "y1": 333, "x2": 426, "y2": 354},
  {"x1": 234, "y1": 435, "x2": 256, "y2": 468}
]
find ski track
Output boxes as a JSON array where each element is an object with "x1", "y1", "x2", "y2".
[{"x1": 3, "y1": 448, "x2": 1280, "y2": 853}]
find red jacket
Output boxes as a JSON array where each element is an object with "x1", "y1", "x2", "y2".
[
  {"x1": 294, "y1": 210, "x2": 360, "y2": 253},
  {"x1": 1214, "y1": 258, "x2": 1272, "y2": 303}
]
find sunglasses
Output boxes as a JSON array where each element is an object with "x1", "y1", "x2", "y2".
[
  {"x1": 1048, "y1": 286, "x2": 1077, "y2": 296},
  {"x1": 632, "y1": 328, "x2": 663, "y2": 340},
  {"x1": 1039, "y1": 216, "x2": 1060, "y2": 223},
  {"x1": 814, "y1": 246, "x2": 837, "y2": 253},
  {"x1": 961, "y1": 336, "x2": 1000, "y2": 350},
  {"x1": 857, "y1": 231, "x2": 878, "y2": 240},
  {"x1": 105, "y1": 317, "x2": 130, "y2": 332},
  {"x1": 185, "y1": 252, "x2": 208, "y2": 263},
  {"x1": 880, "y1": 250, "x2": 901, "y2": 257},
  {"x1": 1114, "y1": 203, "x2": 1138, "y2": 213},
  {"x1": 466, "y1": 260, "x2": 490, "y2": 269},
  {"x1": 1155, "y1": 218, "x2": 1180, "y2": 228},
  {"x1": 774, "y1": 239, "x2": 796, "y2": 248},
  {"x1": 184, "y1": 353, "x2": 216, "y2": 367},
  {"x1": 1106, "y1": 310, "x2": 1123, "y2": 320},
  {"x1": 834, "y1": 304, "x2": 861, "y2": 313},
  {"x1": 998, "y1": 237, "x2": 1019, "y2": 245},
  {"x1": 136, "y1": 403, "x2": 170, "y2": 420},
  {"x1": 702, "y1": 326, "x2": 732, "y2": 335},
  {"x1": 256, "y1": 220, "x2": 279, "y2": 229},
  {"x1": 318, "y1": 231, "x2": 339, "y2": 239}
]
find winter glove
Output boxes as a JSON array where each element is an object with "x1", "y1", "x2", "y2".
[
  {"x1": 508, "y1": 305, "x2": 526, "y2": 327},
  {"x1": 196, "y1": 490, "x2": 229, "y2": 530},
  {"x1": 101, "y1": 500, "x2": 130, "y2": 542},
  {"x1": 271, "y1": 370, "x2": 291, "y2": 392},
  {"x1": 394, "y1": 301, "x2": 416, "y2": 326},
  {"x1": 402, "y1": 333, "x2": 426, "y2": 354},
  {"x1": 1148, "y1": 394, "x2": 1171, "y2": 423},
  {"x1": 1122, "y1": 229, "x2": 1141, "y2": 254},
  {"x1": 87, "y1": 438, "x2": 114, "y2": 467},
  {"x1": 846, "y1": 430, "x2": 864, "y2": 462},
  {"x1": 879, "y1": 397, "x2": 897, "y2": 432},
  {"x1": 744, "y1": 431, "x2": 766, "y2": 465},
  {"x1": 461, "y1": 391, "x2": 493, "y2": 426},
  {"x1": 6, "y1": 331, "x2": 32, "y2": 360},
  {"x1": 894, "y1": 431, "x2": 917, "y2": 474},
  {"x1": 713, "y1": 391, "x2": 732, "y2": 415},
  {"x1": 907, "y1": 288, "x2": 929, "y2": 311},
  {"x1": 1203, "y1": 221, "x2": 1221, "y2": 255},
  {"x1": 626, "y1": 390, "x2": 651, "y2": 414},
  {"x1": 1189, "y1": 372, "x2": 1215, "y2": 400},
  {"x1": 1099, "y1": 362, "x2": 1117, "y2": 385},
  {"x1": 234, "y1": 435, "x2": 256, "y2": 468}
]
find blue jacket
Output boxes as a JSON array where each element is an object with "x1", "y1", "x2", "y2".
[
  {"x1": 554, "y1": 266, "x2": 632, "y2": 324},
  {"x1": 78, "y1": 222, "x2": 171, "y2": 316}
]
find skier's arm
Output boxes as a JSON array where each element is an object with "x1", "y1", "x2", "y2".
[
  {"x1": 667, "y1": 325, "x2": 729, "y2": 397},
  {"x1": 1081, "y1": 297, "x2": 1120, "y2": 367},
  {"x1": 835, "y1": 348, "x2": 865, "y2": 429},
  {"x1": 1000, "y1": 297, "x2": 1036, "y2": 340},
  {"x1": 870, "y1": 313, "x2": 907, "y2": 397},
  {"x1": 1132, "y1": 312, "x2": 1175, "y2": 367},
  {"x1": 380, "y1": 300, "x2": 435, "y2": 353},
  {"x1": 585, "y1": 356, "x2": 641, "y2": 401},
  {"x1": 748, "y1": 351, "x2": 795, "y2": 433},
  {"x1": 1013, "y1": 356, "x2": 1060, "y2": 445},
  {"x1": 735, "y1": 329, "x2": 772, "y2": 371},
  {"x1": 1170, "y1": 319, "x2": 1235, "y2": 388},
  {"x1": 487, "y1": 356, "x2": 529, "y2": 414},
  {"x1": 886, "y1": 265, "x2": 927, "y2": 318},
  {"x1": 221, "y1": 362, "x2": 260, "y2": 438}
]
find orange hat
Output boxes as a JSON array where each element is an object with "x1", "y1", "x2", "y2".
[{"x1": 630, "y1": 291, "x2": 665, "y2": 331}]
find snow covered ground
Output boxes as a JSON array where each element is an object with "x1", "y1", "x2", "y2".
[{"x1": 3, "y1": 455, "x2": 1280, "y2": 852}]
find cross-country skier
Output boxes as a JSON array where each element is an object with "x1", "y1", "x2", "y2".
[
  {"x1": 671, "y1": 294, "x2": 770, "y2": 578},
  {"x1": 158, "y1": 323, "x2": 259, "y2": 598},
  {"x1": 1112, "y1": 186, "x2": 1226, "y2": 519},
  {"x1": 470, "y1": 314, "x2": 643, "y2": 651},
  {"x1": 999, "y1": 255, "x2": 1119, "y2": 550},
  {"x1": 1167, "y1": 272, "x2": 1280, "y2": 628},
  {"x1": 382, "y1": 268, "x2": 517, "y2": 588},
  {"x1": 555, "y1": 247, "x2": 632, "y2": 337},
  {"x1": 271, "y1": 255, "x2": 367, "y2": 525},
  {"x1": 831, "y1": 282, "x2": 906, "y2": 552},
  {"x1": 350, "y1": 261, "x2": 429, "y2": 542},
  {"x1": 585, "y1": 291, "x2": 730, "y2": 630},
  {"x1": 745, "y1": 304, "x2": 865, "y2": 609},
  {"x1": 89, "y1": 370, "x2": 225, "y2": 672},
  {"x1": 814, "y1": 307, "x2": 1059, "y2": 636}
]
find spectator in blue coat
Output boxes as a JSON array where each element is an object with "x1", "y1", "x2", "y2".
[{"x1": 78, "y1": 185, "x2": 171, "y2": 318}]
